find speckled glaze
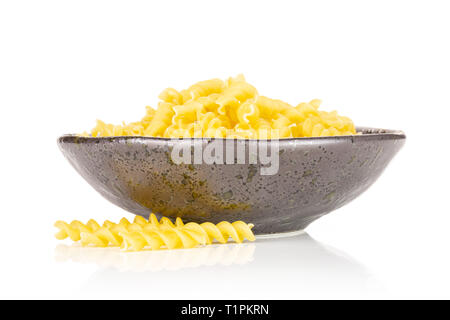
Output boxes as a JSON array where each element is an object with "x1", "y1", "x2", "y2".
[{"x1": 58, "y1": 127, "x2": 405, "y2": 235}]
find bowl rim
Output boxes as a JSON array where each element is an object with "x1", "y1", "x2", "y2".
[{"x1": 58, "y1": 126, "x2": 405, "y2": 143}]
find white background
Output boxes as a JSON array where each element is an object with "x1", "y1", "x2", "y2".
[{"x1": 1, "y1": 0, "x2": 449, "y2": 299}]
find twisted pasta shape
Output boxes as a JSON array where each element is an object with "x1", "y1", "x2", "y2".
[
  {"x1": 55, "y1": 214, "x2": 255, "y2": 251},
  {"x1": 87, "y1": 74, "x2": 356, "y2": 139}
]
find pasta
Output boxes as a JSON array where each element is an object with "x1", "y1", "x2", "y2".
[
  {"x1": 54, "y1": 214, "x2": 255, "y2": 251},
  {"x1": 85, "y1": 75, "x2": 356, "y2": 139}
]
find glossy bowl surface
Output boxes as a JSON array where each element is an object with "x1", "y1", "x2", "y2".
[{"x1": 58, "y1": 127, "x2": 405, "y2": 235}]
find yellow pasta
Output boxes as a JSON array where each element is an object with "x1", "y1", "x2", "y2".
[
  {"x1": 87, "y1": 74, "x2": 356, "y2": 139},
  {"x1": 54, "y1": 214, "x2": 255, "y2": 251}
]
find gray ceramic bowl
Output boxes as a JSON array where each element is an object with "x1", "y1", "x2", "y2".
[{"x1": 58, "y1": 127, "x2": 405, "y2": 235}]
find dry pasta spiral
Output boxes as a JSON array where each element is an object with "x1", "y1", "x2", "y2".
[
  {"x1": 85, "y1": 74, "x2": 356, "y2": 139},
  {"x1": 55, "y1": 214, "x2": 255, "y2": 251}
]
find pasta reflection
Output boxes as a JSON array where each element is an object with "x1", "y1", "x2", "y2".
[{"x1": 55, "y1": 243, "x2": 255, "y2": 272}]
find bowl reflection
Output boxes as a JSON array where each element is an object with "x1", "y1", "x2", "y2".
[{"x1": 55, "y1": 233, "x2": 379, "y2": 298}]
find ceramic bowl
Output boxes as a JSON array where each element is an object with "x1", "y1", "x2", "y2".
[{"x1": 58, "y1": 127, "x2": 405, "y2": 235}]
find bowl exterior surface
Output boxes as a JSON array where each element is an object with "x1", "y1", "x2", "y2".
[{"x1": 58, "y1": 128, "x2": 405, "y2": 234}]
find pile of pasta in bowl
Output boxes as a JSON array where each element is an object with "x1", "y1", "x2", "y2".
[{"x1": 85, "y1": 74, "x2": 356, "y2": 139}]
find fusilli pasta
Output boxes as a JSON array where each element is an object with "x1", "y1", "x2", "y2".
[
  {"x1": 85, "y1": 75, "x2": 356, "y2": 139},
  {"x1": 55, "y1": 214, "x2": 255, "y2": 251}
]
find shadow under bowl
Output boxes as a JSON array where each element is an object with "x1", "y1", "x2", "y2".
[{"x1": 58, "y1": 127, "x2": 405, "y2": 235}]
